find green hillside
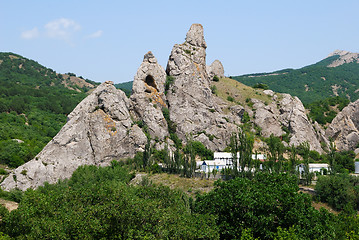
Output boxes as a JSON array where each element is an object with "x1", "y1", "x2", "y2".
[
  {"x1": 0, "y1": 53, "x2": 98, "y2": 168},
  {"x1": 114, "y1": 81, "x2": 133, "y2": 96},
  {"x1": 232, "y1": 54, "x2": 359, "y2": 104}
]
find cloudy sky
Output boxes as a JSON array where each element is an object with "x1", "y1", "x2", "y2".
[{"x1": 1, "y1": 0, "x2": 359, "y2": 83}]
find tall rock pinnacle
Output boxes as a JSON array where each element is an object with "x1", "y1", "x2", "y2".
[
  {"x1": 185, "y1": 23, "x2": 207, "y2": 48},
  {"x1": 131, "y1": 51, "x2": 168, "y2": 140},
  {"x1": 166, "y1": 24, "x2": 239, "y2": 150}
]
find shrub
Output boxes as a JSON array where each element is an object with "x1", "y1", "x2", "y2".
[
  {"x1": 210, "y1": 85, "x2": 217, "y2": 94},
  {"x1": 0, "y1": 169, "x2": 7, "y2": 175},
  {"x1": 315, "y1": 174, "x2": 359, "y2": 212},
  {"x1": 227, "y1": 96, "x2": 234, "y2": 102},
  {"x1": 213, "y1": 75, "x2": 219, "y2": 82},
  {"x1": 164, "y1": 76, "x2": 174, "y2": 95},
  {"x1": 253, "y1": 83, "x2": 269, "y2": 90}
]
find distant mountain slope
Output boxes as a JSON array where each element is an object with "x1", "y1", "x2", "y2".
[
  {"x1": 0, "y1": 52, "x2": 99, "y2": 168},
  {"x1": 114, "y1": 81, "x2": 133, "y2": 96},
  {"x1": 232, "y1": 50, "x2": 359, "y2": 104}
]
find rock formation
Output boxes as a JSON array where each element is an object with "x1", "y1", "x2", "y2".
[
  {"x1": 1, "y1": 82, "x2": 147, "y2": 190},
  {"x1": 207, "y1": 60, "x2": 224, "y2": 80},
  {"x1": 327, "y1": 50, "x2": 359, "y2": 67},
  {"x1": 1, "y1": 23, "x2": 329, "y2": 191},
  {"x1": 166, "y1": 24, "x2": 238, "y2": 150},
  {"x1": 130, "y1": 51, "x2": 168, "y2": 140},
  {"x1": 326, "y1": 99, "x2": 359, "y2": 151},
  {"x1": 253, "y1": 92, "x2": 326, "y2": 152}
]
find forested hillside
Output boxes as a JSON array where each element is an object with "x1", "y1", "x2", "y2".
[
  {"x1": 114, "y1": 81, "x2": 132, "y2": 96},
  {"x1": 232, "y1": 54, "x2": 359, "y2": 104},
  {"x1": 0, "y1": 53, "x2": 98, "y2": 168}
]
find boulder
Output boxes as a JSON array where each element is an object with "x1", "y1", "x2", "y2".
[
  {"x1": 207, "y1": 60, "x2": 224, "y2": 80},
  {"x1": 1, "y1": 82, "x2": 147, "y2": 191},
  {"x1": 326, "y1": 99, "x2": 359, "y2": 151},
  {"x1": 252, "y1": 94, "x2": 325, "y2": 152}
]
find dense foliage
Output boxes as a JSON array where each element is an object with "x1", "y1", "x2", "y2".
[
  {"x1": 2, "y1": 160, "x2": 359, "y2": 239},
  {"x1": 0, "y1": 163, "x2": 218, "y2": 239},
  {"x1": 232, "y1": 55, "x2": 359, "y2": 104},
  {"x1": 0, "y1": 53, "x2": 92, "y2": 167},
  {"x1": 195, "y1": 172, "x2": 337, "y2": 239},
  {"x1": 114, "y1": 81, "x2": 133, "y2": 96},
  {"x1": 315, "y1": 173, "x2": 359, "y2": 212},
  {"x1": 306, "y1": 96, "x2": 349, "y2": 125}
]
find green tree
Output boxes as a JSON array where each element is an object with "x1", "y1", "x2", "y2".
[
  {"x1": 195, "y1": 172, "x2": 336, "y2": 239},
  {"x1": 300, "y1": 142, "x2": 313, "y2": 186}
]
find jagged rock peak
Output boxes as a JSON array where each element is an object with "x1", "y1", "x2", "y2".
[
  {"x1": 165, "y1": 24, "x2": 240, "y2": 150},
  {"x1": 327, "y1": 49, "x2": 352, "y2": 58},
  {"x1": 326, "y1": 50, "x2": 359, "y2": 67},
  {"x1": 131, "y1": 51, "x2": 168, "y2": 140},
  {"x1": 143, "y1": 51, "x2": 157, "y2": 63},
  {"x1": 185, "y1": 23, "x2": 207, "y2": 48},
  {"x1": 1, "y1": 82, "x2": 147, "y2": 191},
  {"x1": 132, "y1": 51, "x2": 166, "y2": 95}
]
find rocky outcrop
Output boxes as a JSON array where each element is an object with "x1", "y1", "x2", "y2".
[
  {"x1": 207, "y1": 60, "x2": 224, "y2": 80},
  {"x1": 253, "y1": 93, "x2": 325, "y2": 152},
  {"x1": 1, "y1": 23, "x2": 330, "y2": 191},
  {"x1": 326, "y1": 99, "x2": 359, "y2": 151},
  {"x1": 327, "y1": 50, "x2": 359, "y2": 67},
  {"x1": 1, "y1": 82, "x2": 147, "y2": 191},
  {"x1": 166, "y1": 24, "x2": 239, "y2": 150},
  {"x1": 130, "y1": 52, "x2": 168, "y2": 140}
]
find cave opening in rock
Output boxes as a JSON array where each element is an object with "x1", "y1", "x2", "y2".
[{"x1": 145, "y1": 75, "x2": 159, "y2": 93}]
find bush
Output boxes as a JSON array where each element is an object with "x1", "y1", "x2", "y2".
[
  {"x1": 184, "y1": 140, "x2": 213, "y2": 160},
  {"x1": 164, "y1": 76, "x2": 174, "y2": 94},
  {"x1": 213, "y1": 75, "x2": 219, "y2": 82},
  {"x1": 253, "y1": 83, "x2": 269, "y2": 90},
  {"x1": 210, "y1": 85, "x2": 217, "y2": 94},
  {"x1": 315, "y1": 174, "x2": 359, "y2": 212},
  {"x1": 1, "y1": 165, "x2": 219, "y2": 239},
  {"x1": 195, "y1": 172, "x2": 336, "y2": 239},
  {"x1": 227, "y1": 96, "x2": 234, "y2": 102}
]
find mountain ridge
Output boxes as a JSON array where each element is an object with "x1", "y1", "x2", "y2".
[{"x1": 233, "y1": 50, "x2": 359, "y2": 104}]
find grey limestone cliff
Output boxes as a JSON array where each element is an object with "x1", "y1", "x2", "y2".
[
  {"x1": 1, "y1": 82, "x2": 147, "y2": 190},
  {"x1": 253, "y1": 92, "x2": 326, "y2": 153},
  {"x1": 326, "y1": 99, "x2": 359, "y2": 151}
]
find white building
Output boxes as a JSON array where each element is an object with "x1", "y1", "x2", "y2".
[
  {"x1": 297, "y1": 163, "x2": 329, "y2": 176},
  {"x1": 199, "y1": 152, "x2": 266, "y2": 173}
]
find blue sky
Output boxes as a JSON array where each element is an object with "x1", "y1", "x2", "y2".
[{"x1": 1, "y1": 0, "x2": 359, "y2": 83}]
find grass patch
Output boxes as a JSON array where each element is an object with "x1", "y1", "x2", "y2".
[
  {"x1": 212, "y1": 77, "x2": 274, "y2": 107},
  {"x1": 148, "y1": 173, "x2": 215, "y2": 198}
]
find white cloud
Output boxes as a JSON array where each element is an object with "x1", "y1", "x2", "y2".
[
  {"x1": 21, "y1": 27, "x2": 39, "y2": 39},
  {"x1": 44, "y1": 18, "x2": 81, "y2": 40},
  {"x1": 86, "y1": 30, "x2": 103, "y2": 39}
]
